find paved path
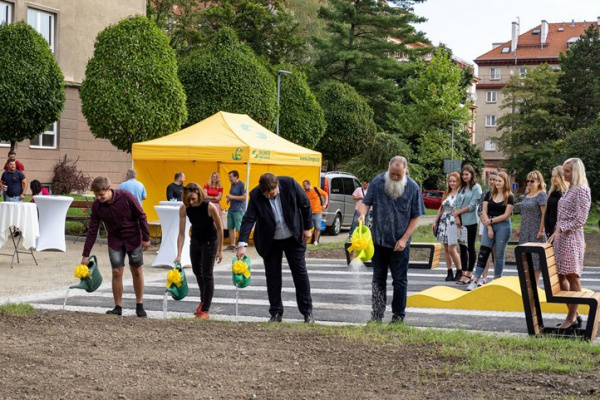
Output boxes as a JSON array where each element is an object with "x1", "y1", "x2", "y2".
[{"x1": 22, "y1": 257, "x2": 600, "y2": 335}]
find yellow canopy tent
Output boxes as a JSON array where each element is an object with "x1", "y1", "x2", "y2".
[{"x1": 131, "y1": 111, "x2": 322, "y2": 220}]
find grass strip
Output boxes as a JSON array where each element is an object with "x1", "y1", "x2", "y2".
[{"x1": 0, "y1": 303, "x2": 35, "y2": 317}]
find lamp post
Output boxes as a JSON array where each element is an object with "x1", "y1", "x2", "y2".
[
  {"x1": 276, "y1": 69, "x2": 292, "y2": 135},
  {"x1": 451, "y1": 120, "x2": 462, "y2": 162}
]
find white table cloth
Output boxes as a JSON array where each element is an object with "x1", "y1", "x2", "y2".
[
  {"x1": 159, "y1": 201, "x2": 183, "y2": 207},
  {"x1": 0, "y1": 202, "x2": 39, "y2": 250},
  {"x1": 34, "y1": 195, "x2": 73, "y2": 251},
  {"x1": 152, "y1": 205, "x2": 191, "y2": 267}
]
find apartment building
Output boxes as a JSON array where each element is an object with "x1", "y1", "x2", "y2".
[
  {"x1": 0, "y1": 0, "x2": 145, "y2": 188},
  {"x1": 474, "y1": 18, "x2": 592, "y2": 174}
]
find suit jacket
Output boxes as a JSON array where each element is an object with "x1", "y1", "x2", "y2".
[{"x1": 239, "y1": 177, "x2": 312, "y2": 258}]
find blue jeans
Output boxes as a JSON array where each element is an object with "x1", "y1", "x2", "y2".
[
  {"x1": 349, "y1": 210, "x2": 370, "y2": 238},
  {"x1": 474, "y1": 220, "x2": 511, "y2": 279},
  {"x1": 5, "y1": 195, "x2": 21, "y2": 202},
  {"x1": 371, "y1": 244, "x2": 410, "y2": 319}
]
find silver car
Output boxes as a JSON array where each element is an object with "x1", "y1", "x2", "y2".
[{"x1": 320, "y1": 171, "x2": 361, "y2": 235}]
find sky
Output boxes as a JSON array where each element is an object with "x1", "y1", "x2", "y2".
[{"x1": 412, "y1": 0, "x2": 599, "y2": 65}]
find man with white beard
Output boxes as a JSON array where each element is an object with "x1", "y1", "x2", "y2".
[{"x1": 357, "y1": 156, "x2": 424, "y2": 324}]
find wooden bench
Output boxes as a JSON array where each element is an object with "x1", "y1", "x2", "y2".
[
  {"x1": 515, "y1": 242, "x2": 600, "y2": 341},
  {"x1": 343, "y1": 241, "x2": 441, "y2": 269}
]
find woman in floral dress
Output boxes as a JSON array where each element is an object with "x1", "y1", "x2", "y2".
[
  {"x1": 433, "y1": 172, "x2": 462, "y2": 281},
  {"x1": 515, "y1": 170, "x2": 547, "y2": 284},
  {"x1": 549, "y1": 158, "x2": 591, "y2": 330}
]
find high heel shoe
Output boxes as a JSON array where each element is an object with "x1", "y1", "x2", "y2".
[{"x1": 556, "y1": 318, "x2": 579, "y2": 332}]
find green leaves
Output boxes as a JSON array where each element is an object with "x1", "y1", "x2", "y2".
[
  {"x1": 80, "y1": 16, "x2": 187, "y2": 153},
  {"x1": 178, "y1": 28, "x2": 277, "y2": 128},
  {"x1": 0, "y1": 22, "x2": 65, "y2": 146}
]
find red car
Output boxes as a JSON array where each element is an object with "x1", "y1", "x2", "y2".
[{"x1": 422, "y1": 190, "x2": 445, "y2": 210}]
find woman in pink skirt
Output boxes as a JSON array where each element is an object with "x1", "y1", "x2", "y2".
[{"x1": 548, "y1": 158, "x2": 591, "y2": 330}]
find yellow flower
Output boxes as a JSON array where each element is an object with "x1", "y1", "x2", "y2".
[
  {"x1": 232, "y1": 259, "x2": 251, "y2": 278},
  {"x1": 74, "y1": 264, "x2": 90, "y2": 279},
  {"x1": 166, "y1": 268, "x2": 183, "y2": 288},
  {"x1": 348, "y1": 237, "x2": 368, "y2": 252}
]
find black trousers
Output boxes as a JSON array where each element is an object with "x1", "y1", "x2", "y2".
[
  {"x1": 459, "y1": 223, "x2": 478, "y2": 272},
  {"x1": 263, "y1": 237, "x2": 313, "y2": 316},
  {"x1": 190, "y1": 237, "x2": 217, "y2": 312}
]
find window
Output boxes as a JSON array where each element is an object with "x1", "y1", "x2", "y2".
[
  {"x1": 484, "y1": 140, "x2": 497, "y2": 151},
  {"x1": 490, "y1": 68, "x2": 500, "y2": 80},
  {"x1": 519, "y1": 67, "x2": 527, "y2": 77},
  {"x1": 30, "y1": 122, "x2": 57, "y2": 149},
  {"x1": 330, "y1": 177, "x2": 343, "y2": 194},
  {"x1": 485, "y1": 115, "x2": 497, "y2": 127},
  {"x1": 0, "y1": 1, "x2": 12, "y2": 25},
  {"x1": 27, "y1": 8, "x2": 55, "y2": 52},
  {"x1": 486, "y1": 91, "x2": 497, "y2": 103},
  {"x1": 501, "y1": 47, "x2": 510, "y2": 53}
]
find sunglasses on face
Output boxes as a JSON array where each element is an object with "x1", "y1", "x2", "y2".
[{"x1": 526, "y1": 180, "x2": 537, "y2": 184}]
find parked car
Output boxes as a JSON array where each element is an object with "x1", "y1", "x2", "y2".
[
  {"x1": 513, "y1": 194, "x2": 525, "y2": 215},
  {"x1": 320, "y1": 171, "x2": 361, "y2": 235},
  {"x1": 422, "y1": 190, "x2": 445, "y2": 210}
]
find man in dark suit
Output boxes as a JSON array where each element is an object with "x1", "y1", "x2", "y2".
[{"x1": 236, "y1": 173, "x2": 314, "y2": 323}]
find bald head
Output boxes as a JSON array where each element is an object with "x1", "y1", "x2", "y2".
[{"x1": 388, "y1": 156, "x2": 407, "y2": 181}]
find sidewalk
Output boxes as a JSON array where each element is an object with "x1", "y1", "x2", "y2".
[{"x1": 0, "y1": 237, "x2": 261, "y2": 300}]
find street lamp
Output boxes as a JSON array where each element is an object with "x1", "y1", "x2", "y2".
[
  {"x1": 276, "y1": 69, "x2": 292, "y2": 135},
  {"x1": 451, "y1": 120, "x2": 462, "y2": 162}
]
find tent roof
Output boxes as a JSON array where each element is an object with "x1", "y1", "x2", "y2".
[{"x1": 132, "y1": 111, "x2": 321, "y2": 166}]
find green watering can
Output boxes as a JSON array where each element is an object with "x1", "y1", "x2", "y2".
[
  {"x1": 70, "y1": 255, "x2": 103, "y2": 292},
  {"x1": 232, "y1": 255, "x2": 251, "y2": 288},
  {"x1": 166, "y1": 262, "x2": 189, "y2": 301}
]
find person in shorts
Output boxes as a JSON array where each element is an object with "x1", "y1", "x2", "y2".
[
  {"x1": 225, "y1": 170, "x2": 246, "y2": 250},
  {"x1": 81, "y1": 176, "x2": 151, "y2": 317}
]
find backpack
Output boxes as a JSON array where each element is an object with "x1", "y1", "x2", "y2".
[{"x1": 314, "y1": 187, "x2": 326, "y2": 206}]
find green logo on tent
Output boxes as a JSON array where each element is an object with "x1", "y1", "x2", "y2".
[
  {"x1": 232, "y1": 148, "x2": 243, "y2": 160},
  {"x1": 256, "y1": 132, "x2": 267, "y2": 139},
  {"x1": 251, "y1": 149, "x2": 270, "y2": 159}
]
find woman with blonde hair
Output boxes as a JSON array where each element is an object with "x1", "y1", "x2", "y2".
[
  {"x1": 433, "y1": 172, "x2": 463, "y2": 281},
  {"x1": 515, "y1": 170, "x2": 547, "y2": 283},
  {"x1": 203, "y1": 172, "x2": 224, "y2": 216},
  {"x1": 544, "y1": 166, "x2": 568, "y2": 239},
  {"x1": 466, "y1": 172, "x2": 514, "y2": 290},
  {"x1": 549, "y1": 158, "x2": 591, "y2": 330}
]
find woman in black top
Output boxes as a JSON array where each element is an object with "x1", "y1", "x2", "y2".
[
  {"x1": 543, "y1": 166, "x2": 568, "y2": 239},
  {"x1": 175, "y1": 183, "x2": 224, "y2": 319}
]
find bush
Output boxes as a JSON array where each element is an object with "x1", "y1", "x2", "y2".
[{"x1": 51, "y1": 155, "x2": 91, "y2": 195}]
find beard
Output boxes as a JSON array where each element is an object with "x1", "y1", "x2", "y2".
[{"x1": 384, "y1": 172, "x2": 407, "y2": 200}]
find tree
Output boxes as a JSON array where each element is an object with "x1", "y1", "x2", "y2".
[
  {"x1": 497, "y1": 64, "x2": 570, "y2": 180},
  {"x1": 345, "y1": 132, "x2": 415, "y2": 181},
  {"x1": 315, "y1": 81, "x2": 376, "y2": 168},
  {"x1": 390, "y1": 48, "x2": 472, "y2": 187},
  {"x1": 313, "y1": 0, "x2": 429, "y2": 130},
  {"x1": 277, "y1": 66, "x2": 326, "y2": 148},
  {"x1": 558, "y1": 24, "x2": 600, "y2": 131},
  {"x1": 0, "y1": 22, "x2": 65, "y2": 151},
  {"x1": 81, "y1": 16, "x2": 187, "y2": 153},
  {"x1": 178, "y1": 28, "x2": 277, "y2": 127},
  {"x1": 561, "y1": 124, "x2": 600, "y2": 199}
]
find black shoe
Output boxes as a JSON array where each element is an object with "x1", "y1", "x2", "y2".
[
  {"x1": 445, "y1": 269, "x2": 454, "y2": 281},
  {"x1": 368, "y1": 314, "x2": 383, "y2": 324},
  {"x1": 390, "y1": 314, "x2": 404, "y2": 325},
  {"x1": 136, "y1": 304, "x2": 147, "y2": 318},
  {"x1": 454, "y1": 270, "x2": 463, "y2": 282},
  {"x1": 304, "y1": 313, "x2": 315, "y2": 324},
  {"x1": 269, "y1": 313, "x2": 282, "y2": 323},
  {"x1": 12, "y1": 229, "x2": 20, "y2": 238},
  {"x1": 106, "y1": 306, "x2": 122, "y2": 316}
]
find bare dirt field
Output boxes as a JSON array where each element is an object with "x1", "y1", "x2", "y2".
[{"x1": 0, "y1": 311, "x2": 598, "y2": 400}]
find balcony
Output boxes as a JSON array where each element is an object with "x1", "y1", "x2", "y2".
[{"x1": 476, "y1": 75, "x2": 512, "y2": 86}]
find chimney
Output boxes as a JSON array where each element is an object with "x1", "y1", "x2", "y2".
[
  {"x1": 541, "y1": 20, "x2": 549, "y2": 48},
  {"x1": 511, "y1": 21, "x2": 520, "y2": 52},
  {"x1": 597, "y1": 16, "x2": 600, "y2": 26},
  {"x1": 571, "y1": 19, "x2": 575, "y2": 27}
]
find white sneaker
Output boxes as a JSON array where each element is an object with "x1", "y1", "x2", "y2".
[
  {"x1": 466, "y1": 281, "x2": 477, "y2": 291},
  {"x1": 479, "y1": 278, "x2": 488, "y2": 286},
  {"x1": 313, "y1": 241, "x2": 318, "y2": 246}
]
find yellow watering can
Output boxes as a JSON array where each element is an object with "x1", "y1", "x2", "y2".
[{"x1": 348, "y1": 222, "x2": 374, "y2": 262}]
